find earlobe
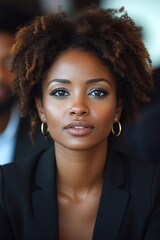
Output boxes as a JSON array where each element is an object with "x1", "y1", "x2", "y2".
[{"x1": 35, "y1": 97, "x2": 46, "y2": 122}]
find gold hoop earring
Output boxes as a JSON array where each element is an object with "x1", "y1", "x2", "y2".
[
  {"x1": 41, "y1": 122, "x2": 49, "y2": 136},
  {"x1": 112, "y1": 118, "x2": 122, "y2": 137}
]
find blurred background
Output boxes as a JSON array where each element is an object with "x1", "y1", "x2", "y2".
[{"x1": 1, "y1": 0, "x2": 159, "y2": 67}]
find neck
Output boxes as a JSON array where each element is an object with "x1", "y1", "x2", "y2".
[
  {"x1": 55, "y1": 142, "x2": 107, "y2": 198},
  {"x1": 0, "y1": 110, "x2": 11, "y2": 133}
]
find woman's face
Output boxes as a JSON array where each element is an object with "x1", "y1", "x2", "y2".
[{"x1": 36, "y1": 48, "x2": 122, "y2": 151}]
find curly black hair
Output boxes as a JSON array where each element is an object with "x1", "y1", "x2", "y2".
[{"x1": 11, "y1": 5, "x2": 153, "y2": 138}]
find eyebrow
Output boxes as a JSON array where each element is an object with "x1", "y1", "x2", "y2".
[
  {"x1": 48, "y1": 78, "x2": 111, "y2": 86},
  {"x1": 48, "y1": 79, "x2": 70, "y2": 85}
]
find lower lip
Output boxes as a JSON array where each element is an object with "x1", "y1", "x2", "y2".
[{"x1": 65, "y1": 127, "x2": 93, "y2": 136}]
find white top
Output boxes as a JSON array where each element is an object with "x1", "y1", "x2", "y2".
[{"x1": 0, "y1": 105, "x2": 20, "y2": 165}]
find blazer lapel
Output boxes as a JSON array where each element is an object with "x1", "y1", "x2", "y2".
[
  {"x1": 93, "y1": 150, "x2": 129, "y2": 240},
  {"x1": 31, "y1": 147, "x2": 59, "y2": 240},
  {"x1": 31, "y1": 146, "x2": 129, "y2": 240}
]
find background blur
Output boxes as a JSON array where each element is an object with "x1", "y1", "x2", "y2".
[
  {"x1": 1, "y1": 0, "x2": 159, "y2": 68},
  {"x1": 101, "y1": 0, "x2": 160, "y2": 68}
]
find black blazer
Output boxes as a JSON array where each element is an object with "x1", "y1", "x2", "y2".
[{"x1": 0, "y1": 147, "x2": 160, "y2": 240}]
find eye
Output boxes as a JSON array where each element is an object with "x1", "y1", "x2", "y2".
[
  {"x1": 89, "y1": 88, "x2": 108, "y2": 97},
  {"x1": 50, "y1": 88, "x2": 70, "y2": 97}
]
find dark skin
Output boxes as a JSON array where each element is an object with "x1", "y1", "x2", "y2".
[
  {"x1": 36, "y1": 48, "x2": 122, "y2": 240},
  {"x1": 0, "y1": 32, "x2": 15, "y2": 133}
]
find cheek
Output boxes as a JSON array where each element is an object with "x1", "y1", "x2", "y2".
[
  {"x1": 45, "y1": 109, "x2": 61, "y2": 139},
  {"x1": 98, "y1": 109, "x2": 116, "y2": 138},
  {"x1": 43, "y1": 100, "x2": 65, "y2": 128},
  {"x1": 93, "y1": 102, "x2": 116, "y2": 126}
]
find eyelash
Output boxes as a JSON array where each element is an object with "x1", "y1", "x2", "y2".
[
  {"x1": 50, "y1": 88, "x2": 69, "y2": 97},
  {"x1": 89, "y1": 88, "x2": 108, "y2": 97},
  {"x1": 50, "y1": 88, "x2": 108, "y2": 98}
]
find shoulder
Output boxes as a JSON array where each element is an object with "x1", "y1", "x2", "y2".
[
  {"x1": 107, "y1": 150, "x2": 160, "y2": 214},
  {"x1": 114, "y1": 150, "x2": 160, "y2": 193},
  {"x1": 115, "y1": 150, "x2": 160, "y2": 176},
  {"x1": 0, "y1": 147, "x2": 54, "y2": 186},
  {"x1": 114, "y1": 149, "x2": 159, "y2": 170},
  {"x1": 108, "y1": 147, "x2": 160, "y2": 187},
  {"x1": 0, "y1": 146, "x2": 55, "y2": 216}
]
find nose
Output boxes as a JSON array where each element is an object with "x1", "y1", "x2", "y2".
[{"x1": 69, "y1": 97, "x2": 90, "y2": 116}]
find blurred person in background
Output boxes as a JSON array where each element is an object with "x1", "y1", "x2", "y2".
[
  {"x1": 116, "y1": 66, "x2": 160, "y2": 164},
  {"x1": 0, "y1": 3, "x2": 50, "y2": 165}
]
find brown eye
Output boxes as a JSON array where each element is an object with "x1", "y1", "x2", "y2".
[
  {"x1": 89, "y1": 88, "x2": 108, "y2": 97},
  {"x1": 50, "y1": 88, "x2": 70, "y2": 97}
]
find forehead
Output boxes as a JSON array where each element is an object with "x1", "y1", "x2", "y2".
[{"x1": 45, "y1": 48, "x2": 116, "y2": 83}]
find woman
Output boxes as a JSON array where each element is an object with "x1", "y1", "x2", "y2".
[{"x1": 0, "y1": 5, "x2": 160, "y2": 240}]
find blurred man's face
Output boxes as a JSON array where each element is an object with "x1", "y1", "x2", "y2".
[{"x1": 0, "y1": 32, "x2": 15, "y2": 114}]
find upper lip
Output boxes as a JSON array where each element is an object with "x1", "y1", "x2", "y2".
[{"x1": 64, "y1": 121, "x2": 94, "y2": 129}]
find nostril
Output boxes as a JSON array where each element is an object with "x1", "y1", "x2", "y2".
[
  {"x1": 82, "y1": 111, "x2": 88, "y2": 115},
  {"x1": 69, "y1": 107, "x2": 89, "y2": 116}
]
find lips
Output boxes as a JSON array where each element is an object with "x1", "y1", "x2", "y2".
[{"x1": 64, "y1": 121, "x2": 94, "y2": 136}]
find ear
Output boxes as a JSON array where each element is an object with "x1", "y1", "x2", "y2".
[
  {"x1": 114, "y1": 99, "x2": 123, "y2": 121},
  {"x1": 35, "y1": 97, "x2": 46, "y2": 122}
]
